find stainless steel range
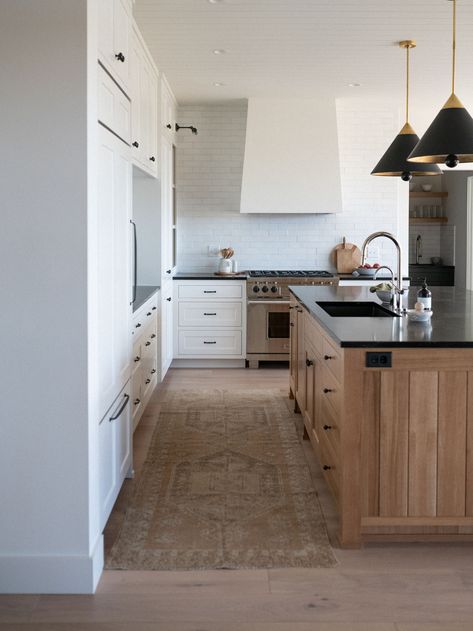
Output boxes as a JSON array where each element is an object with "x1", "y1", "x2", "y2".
[{"x1": 246, "y1": 270, "x2": 338, "y2": 367}]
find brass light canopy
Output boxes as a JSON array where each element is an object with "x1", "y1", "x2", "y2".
[
  {"x1": 408, "y1": 0, "x2": 473, "y2": 168},
  {"x1": 371, "y1": 40, "x2": 441, "y2": 181}
]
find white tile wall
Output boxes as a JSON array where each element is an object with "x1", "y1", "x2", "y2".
[
  {"x1": 176, "y1": 99, "x2": 405, "y2": 273},
  {"x1": 408, "y1": 225, "x2": 456, "y2": 265}
]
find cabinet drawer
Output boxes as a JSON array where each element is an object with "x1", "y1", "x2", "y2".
[
  {"x1": 319, "y1": 365, "x2": 341, "y2": 416},
  {"x1": 98, "y1": 65, "x2": 131, "y2": 144},
  {"x1": 178, "y1": 329, "x2": 242, "y2": 356},
  {"x1": 322, "y1": 337, "x2": 342, "y2": 382},
  {"x1": 178, "y1": 302, "x2": 242, "y2": 327},
  {"x1": 178, "y1": 284, "x2": 243, "y2": 300}
]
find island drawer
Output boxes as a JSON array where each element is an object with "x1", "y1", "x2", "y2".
[
  {"x1": 319, "y1": 365, "x2": 341, "y2": 416},
  {"x1": 318, "y1": 396, "x2": 341, "y2": 456},
  {"x1": 322, "y1": 337, "x2": 342, "y2": 382}
]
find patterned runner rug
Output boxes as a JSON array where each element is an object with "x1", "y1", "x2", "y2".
[{"x1": 106, "y1": 389, "x2": 337, "y2": 570}]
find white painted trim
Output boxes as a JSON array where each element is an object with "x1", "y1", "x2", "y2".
[
  {"x1": 171, "y1": 359, "x2": 246, "y2": 368},
  {"x1": 466, "y1": 177, "x2": 473, "y2": 291},
  {"x1": 0, "y1": 535, "x2": 103, "y2": 594}
]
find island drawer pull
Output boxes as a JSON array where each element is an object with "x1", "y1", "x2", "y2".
[
  {"x1": 323, "y1": 424, "x2": 332, "y2": 431},
  {"x1": 305, "y1": 359, "x2": 314, "y2": 367},
  {"x1": 323, "y1": 388, "x2": 333, "y2": 393},
  {"x1": 323, "y1": 465, "x2": 332, "y2": 471},
  {"x1": 324, "y1": 355, "x2": 334, "y2": 360}
]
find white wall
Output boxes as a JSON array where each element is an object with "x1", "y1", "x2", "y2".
[
  {"x1": 176, "y1": 99, "x2": 408, "y2": 274},
  {"x1": 0, "y1": 0, "x2": 100, "y2": 593},
  {"x1": 444, "y1": 171, "x2": 473, "y2": 288}
]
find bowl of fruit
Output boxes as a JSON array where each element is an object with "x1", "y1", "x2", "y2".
[{"x1": 353, "y1": 263, "x2": 381, "y2": 278}]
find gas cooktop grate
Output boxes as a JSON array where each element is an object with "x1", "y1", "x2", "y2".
[{"x1": 247, "y1": 270, "x2": 334, "y2": 278}]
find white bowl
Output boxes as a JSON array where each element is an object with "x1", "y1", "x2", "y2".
[
  {"x1": 375, "y1": 289, "x2": 393, "y2": 303},
  {"x1": 355, "y1": 267, "x2": 377, "y2": 277},
  {"x1": 421, "y1": 184, "x2": 433, "y2": 192},
  {"x1": 407, "y1": 308, "x2": 433, "y2": 323}
]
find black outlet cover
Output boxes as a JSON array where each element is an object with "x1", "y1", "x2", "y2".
[{"x1": 366, "y1": 352, "x2": 392, "y2": 368}]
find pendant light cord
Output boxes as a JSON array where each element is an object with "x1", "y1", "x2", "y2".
[{"x1": 452, "y1": 0, "x2": 456, "y2": 94}]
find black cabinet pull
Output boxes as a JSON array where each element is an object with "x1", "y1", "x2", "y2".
[
  {"x1": 134, "y1": 356, "x2": 140, "y2": 363},
  {"x1": 132, "y1": 141, "x2": 139, "y2": 148},
  {"x1": 166, "y1": 123, "x2": 172, "y2": 129},
  {"x1": 204, "y1": 341, "x2": 217, "y2": 344},
  {"x1": 134, "y1": 398, "x2": 141, "y2": 406},
  {"x1": 290, "y1": 322, "x2": 294, "y2": 327},
  {"x1": 323, "y1": 465, "x2": 332, "y2": 471},
  {"x1": 152, "y1": 306, "x2": 157, "y2": 310},
  {"x1": 150, "y1": 334, "x2": 156, "y2": 339},
  {"x1": 323, "y1": 388, "x2": 333, "y2": 394},
  {"x1": 135, "y1": 323, "x2": 141, "y2": 328},
  {"x1": 147, "y1": 312, "x2": 152, "y2": 316},
  {"x1": 115, "y1": 52, "x2": 125, "y2": 62},
  {"x1": 145, "y1": 341, "x2": 151, "y2": 347},
  {"x1": 323, "y1": 424, "x2": 332, "y2": 431},
  {"x1": 149, "y1": 156, "x2": 156, "y2": 162},
  {"x1": 166, "y1": 269, "x2": 171, "y2": 274},
  {"x1": 151, "y1": 369, "x2": 156, "y2": 374},
  {"x1": 324, "y1": 355, "x2": 334, "y2": 360},
  {"x1": 204, "y1": 290, "x2": 217, "y2": 294},
  {"x1": 306, "y1": 359, "x2": 314, "y2": 367},
  {"x1": 109, "y1": 394, "x2": 129, "y2": 421},
  {"x1": 166, "y1": 297, "x2": 172, "y2": 302},
  {"x1": 204, "y1": 313, "x2": 217, "y2": 316},
  {"x1": 145, "y1": 378, "x2": 151, "y2": 385}
]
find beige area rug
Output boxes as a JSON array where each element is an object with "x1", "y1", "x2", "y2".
[{"x1": 106, "y1": 389, "x2": 337, "y2": 570}]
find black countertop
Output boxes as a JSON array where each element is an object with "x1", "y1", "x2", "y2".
[
  {"x1": 289, "y1": 285, "x2": 473, "y2": 348},
  {"x1": 338, "y1": 274, "x2": 410, "y2": 282},
  {"x1": 173, "y1": 272, "x2": 248, "y2": 280},
  {"x1": 133, "y1": 285, "x2": 160, "y2": 312}
]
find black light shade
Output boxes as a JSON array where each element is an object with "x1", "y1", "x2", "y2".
[
  {"x1": 371, "y1": 123, "x2": 442, "y2": 179},
  {"x1": 408, "y1": 94, "x2": 473, "y2": 166}
]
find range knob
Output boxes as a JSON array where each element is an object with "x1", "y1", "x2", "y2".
[
  {"x1": 252, "y1": 285, "x2": 260, "y2": 293},
  {"x1": 270, "y1": 286, "x2": 278, "y2": 293},
  {"x1": 261, "y1": 285, "x2": 269, "y2": 293}
]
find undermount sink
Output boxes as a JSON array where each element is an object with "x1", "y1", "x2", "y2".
[{"x1": 316, "y1": 301, "x2": 399, "y2": 318}]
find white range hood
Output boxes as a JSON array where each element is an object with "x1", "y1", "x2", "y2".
[{"x1": 240, "y1": 98, "x2": 342, "y2": 214}]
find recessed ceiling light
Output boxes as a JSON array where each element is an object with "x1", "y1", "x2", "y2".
[
  {"x1": 213, "y1": 49, "x2": 226, "y2": 55},
  {"x1": 208, "y1": 0, "x2": 224, "y2": 4},
  {"x1": 348, "y1": 83, "x2": 361, "y2": 88},
  {"x1": 213, "y1": 82, "x2": 225, "y2": 87}
]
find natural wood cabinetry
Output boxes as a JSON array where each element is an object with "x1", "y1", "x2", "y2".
[{"x1": 292, "y1": 296, "x2": 473, "y2": 547}]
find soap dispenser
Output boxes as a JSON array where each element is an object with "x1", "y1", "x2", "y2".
[{"x1": 417, "y1": 278, "x2": 432, "y2": 311}]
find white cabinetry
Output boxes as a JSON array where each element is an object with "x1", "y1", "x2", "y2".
[
  {"x1": 161, "y1": 76, "x2": 177, "y2": 141},
  {"x1": 173, "y1": 280, "x2": 247, "y2": 363},
  {"x1": 97, "y1": 65, "x2": 131, "y2": 144},
  {"x1": 97, "y1": 125, "x2": 132, "y2": 423},
  {"x1": 160, "y1": 281, "x2": 174, "y2": 378},
  {"x1": 130, "y1": 25, "x2": 159, "y2": 178},
  {"x1": 98, "y1": 383, "x2": 132, "y2": 532},
  {"x1": 131, "y1": 293, "x2": 159, "y2": 429},
  {"x1": 98, "y1": 0, "x2": 132, "y2": 94}
]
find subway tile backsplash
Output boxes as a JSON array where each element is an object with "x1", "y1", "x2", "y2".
[{"x1": 176, "y1": 100, "x2": 404, "y2": 272}]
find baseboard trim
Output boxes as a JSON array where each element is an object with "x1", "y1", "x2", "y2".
[
  {"x1": 0, "y1": 535, "x2": 104, "y2": 594},
  {"x1": 171, "y1": 359, "x2": 246, "y2": 368}
]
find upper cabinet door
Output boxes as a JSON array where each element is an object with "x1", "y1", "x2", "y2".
[
  {"x1": 97, "y1": 0, "x2": 132, "y2": 95},
  {"x1": 161, "y1": 78, "x2": 176, "y2": 140}
]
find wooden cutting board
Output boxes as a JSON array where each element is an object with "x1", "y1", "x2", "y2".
[{"x1": 331, "y1": 238, "x2": 362, "y2": 273}]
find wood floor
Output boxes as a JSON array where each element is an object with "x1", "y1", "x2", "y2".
[{"x1": 2, "y1": 366, "x2": 473, "y2": 630}]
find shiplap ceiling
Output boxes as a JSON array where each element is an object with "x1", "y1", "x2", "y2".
[{"x1": 134, "y1": 0, "x2": 473, "y2": 106}]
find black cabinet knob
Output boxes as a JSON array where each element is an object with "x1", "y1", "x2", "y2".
[
  {"x1": 324, "y1": 355, "x2": 333, "y2": 360},
  {"x1": 135, "y1": 323, "x2": 141, "y2": 328},
  {"x1": 134, "y1": 356, "x2": 140, "y2": 363},
  {"x1": 145, "y1": 378, "x2": 151, "y2": 385},
  {"x1": 115, "y1": 52, "x2": 125, "y2": 62},
  {"x1": 151, "y1": 369, "x2": 156, "y2": 374},
  {"x1": 132, "y1": 141, "x2": 139, "y2": 148},
  {"x1": 306, "y1": 359, "x2": 314, "y2": 367},
  {"x1": 323, "y1": 465, "x2": 332, "y2": 471},
  {"x1": 323, "y1": 388, "x2": 333, "y2": 393},
  {"x1": 166, "y1": 269, "x2": 171, "y2": 274},
  {"x1": 145, "y1": 341, "x2": 151, "y2": 347},
  {"x1": 289, "y1": 322, "x2": 294, "y2": 327},
  {"x1": 149, "y1": 156, "x2": 156, "y2": 162},
  {"x1": 150, "y1": 334, "x2": 156, "y2": 339},
  {"x1": 166, "y1": 123, "x2": 172, "y2": 129},
  {"x1": 166, "y1": 297, "x2": 172, "y2": 302},
  {"x1": 134, "y1": 398, "x2": 141, "y2": 406},
  {"x1": 147, "y1": 312, "x2": 152, "y2": 316},
  {"x1": 152, "y1": 306, "x2": 157, "y2": 310},
  {"x1": 323, "y1": 424, "x2": 332, "y2": 431}
]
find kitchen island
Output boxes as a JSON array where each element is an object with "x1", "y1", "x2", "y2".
[{"x1": 289, "y1": 285, "x2": 473, "y2": 547}]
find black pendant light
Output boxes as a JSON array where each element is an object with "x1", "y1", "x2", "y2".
[
  {"x1": 408, "y1": 0, "x2": 473, "y2": 168},
  {"x1": 371, "y1": 41, "x2": 441, "y2": 181}
]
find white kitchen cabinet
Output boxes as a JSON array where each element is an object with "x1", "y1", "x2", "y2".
[
  {"x1": 160, "y1": 280, "x2": 174, "y2": 378},
  {"x1": 160, "y1": 135, "x2": 175, "y2": 280},
  {"x1": 97, "y1": 124, "x2": 132, "y2": 423},
  {"x1": 98, "y1": 382, "x2": 132, "y2": 532},
  {"x1": 97, "y1": 0, "x2": 132, "y2": 95},
  {"x1": 130, "y1": 26, "x2": 159, "y2": 178},
  {"x1": 161, "y1": 75, "x2": 177, "y2": 141},
  {"x1": 97, "y1": 64, "x2": 131, "y2": 144},
  {"x1": 173, "y1": 280, "x2": 247, "y2": 363}
]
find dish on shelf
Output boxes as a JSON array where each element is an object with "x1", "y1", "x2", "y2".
[
  {"x1": 353, "y1": 267, "x2": 377, "y2": 277},
  {"x1": 407, "y1": 308, "x2": 433, "y2": 323}
]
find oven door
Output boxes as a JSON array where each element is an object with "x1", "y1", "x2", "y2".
[{"x1": 247, "y1": 300, "x2": 291, "y2": 355}]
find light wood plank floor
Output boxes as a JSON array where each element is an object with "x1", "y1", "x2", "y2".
[{"x1": 2, "y1": 367, "x2": 473, "y2": 630}]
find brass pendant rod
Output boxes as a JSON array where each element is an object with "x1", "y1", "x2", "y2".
[
  {"x1": 452, "y1": 0, "x2": 457, "y2": 94},
  {"x1": 406, "y1": 44, "x2": 410, "y2": 124}
]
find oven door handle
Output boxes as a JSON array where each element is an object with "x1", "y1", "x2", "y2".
[{"x1": 247, "y1": 300, "x2": 292, "y2": 305}]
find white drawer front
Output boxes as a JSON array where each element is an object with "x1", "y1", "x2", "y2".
[
  {"x1": 98, "y1": 65, "x2": 131, "y2": 144},
  {"x1": 178, "y1": 330, "x2": 242, "y2": 356},
  {"x1": 178, "y1": 284, "x2": 243, "y2": 299},
  {"x1": 178, "y1": 302, "x2": 242, "y2": 328}
]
